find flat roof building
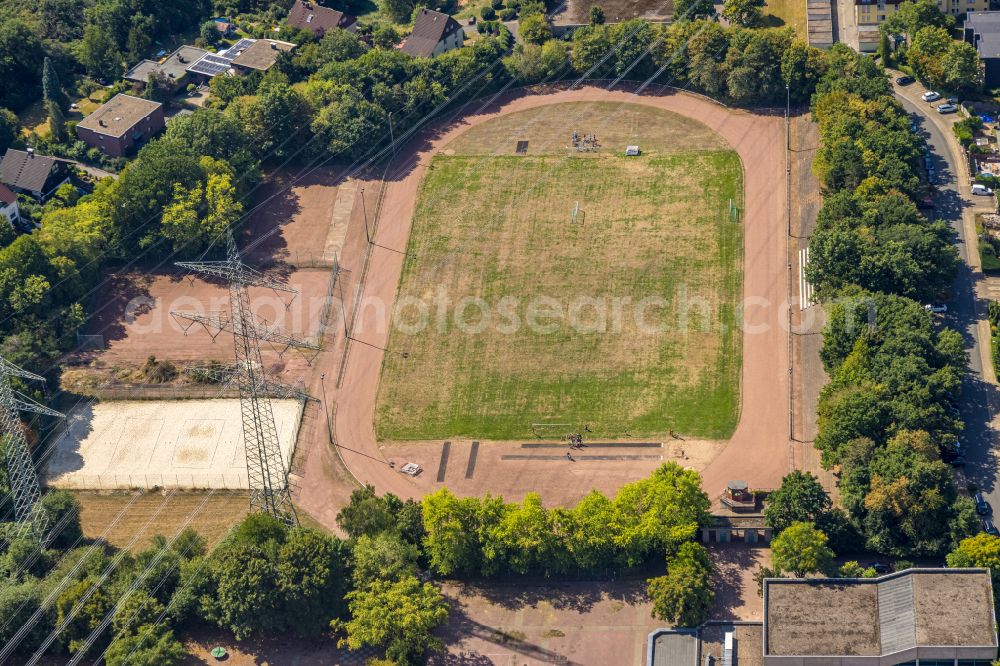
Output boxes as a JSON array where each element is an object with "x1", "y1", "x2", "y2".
[
  {"x1": 124, "y1": 45, "x2": 208, "y2": 91},
  {"x1": 648, "y1": 569, "x2": 998, "y2": 666},
  {"x1": 75, "y1": 94, "x2": 165, "y2": 157}
]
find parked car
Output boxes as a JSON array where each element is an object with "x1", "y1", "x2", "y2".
[
  {"x1": 983, "y1": 518, "x2": 999, "y2": 536},
  {"x1": 947, "y1": 97, "x2": 960, "y2": 104},
  {"x1": 976, "y1": 493, "x2": 991, "y2": 516},
  {"x1": 972, "y1": 183, "x2": 994, "y2": 196},
  {"x1": 936, "y1": 103, "x2": 958, "y2": 114},
  {"x1": 924, "y1": 303, "x2": 947, "y2": 312},
  {"x1": 897, "y1": 75, "x2": 915, "y2": 85},
  {"x1": 922, "y1": 91, "x2": 941, "y2": 102},
  {"x1": 862, "y1": 561, "x2": 892, "y2": 574}
]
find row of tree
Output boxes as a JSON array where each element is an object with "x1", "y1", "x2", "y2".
[{"x1": 807, "y1": 46, "x2": 976, "y2": 557}]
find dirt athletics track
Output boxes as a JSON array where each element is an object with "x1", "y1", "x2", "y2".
[{"x1": 296, "y1": 85, "x2": 790, "y2": 525}]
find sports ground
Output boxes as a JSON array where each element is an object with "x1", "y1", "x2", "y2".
[{"x1": 376, "y1": 103, "x2": 744, "y2": 441}]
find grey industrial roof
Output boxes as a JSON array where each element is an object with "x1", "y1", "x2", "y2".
[
  {"x1": 124, "y1": 46, "x2": 208, "y2": 84},
  {"x1": 764, "y1": 569, "x2": 997, "y2": 657},
  {"x1": 651, "y1": 631, "x2": 698, "y2": 666},
  {"x1": 967, "y1": 11, "x2": 1000, "y2": 58},
  {"x1": 76, "y1": 94, "x2": 162, "y2": 137},
  {"x1": 0, "y1": 149, "x2": 64, "y2": 193},
  {"x1": 402, "y1": 9, "x2": 463, "y2": 57}
]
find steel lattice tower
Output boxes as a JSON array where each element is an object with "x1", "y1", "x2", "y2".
[
  {"x1": 174, "y1": 241, "x2": 317, "y2": 526},
  {"x1": 0, "y1": 357, "x2": 64, "y2": 541}
]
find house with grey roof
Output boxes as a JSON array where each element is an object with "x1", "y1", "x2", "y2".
[
  {"x1": 965, "y1": 12, "x2": 1000, "y2": 87},
  {"x1": 648, "y1": 569, "x2": 998, "y2": 666},
  {"x1": 0, "y1": 149, "x2": 71, "y2": 202},
  {"x1": 402, "y1": 9, "x2": 464, "y2": 58},
  {"x1": 124, "y1": 45, "x2": 208, "y2": 93}
]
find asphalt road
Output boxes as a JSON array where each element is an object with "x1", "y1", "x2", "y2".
[{"x1": 896, "y1": 94, "x2": 999, "y2": 508}]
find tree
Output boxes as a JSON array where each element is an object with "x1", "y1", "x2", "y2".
[
  {"x1": 42, "y1": 58, "x2": 67, "y2": 113},
  {"x1": 722, "y1": 0, "x2": 765, "y2": 26},
  {"x1": 105, "y1": 626, "x2": 186, "y2": 666},
  {"x1": 674, "y1": 0, "x2": 717, "y2": 20},
  {"x1": 377, "y1": 0, "x2": 416, "y2": 22},
  {"x1": 764, "y1": 471, "x2": 832, "y2": 534},
  {"x1": 39, "y1": 490, "x2": 82, "y2": 550},
  {"x1": 520, "y1": 14, "x2": 553, "y2": 45},
  {"x1": 941, "y1": 41, "x2": 981, "y2": 92},
  {"x1": 481, "y1": 492, "x2": 565, "y2": 576},
  {"x1": 276, "y1": 528, "x2": 350, "y2": 636},
  {"x1": 878, "y1": 31, "x2": 892, "y2": 66},
  {"x1": 205, "y1": 544, "x2": 283, "y2": 639},
  {"x1": 340, "y1": 576, "x2": 449, "y2": 665},
  {"x1": 47, "y1": 99, "x2": 66, "y2": 142},
  {"x1": 422, "y1": 488, "x2": 485, "y2": 576},
  {"x1": 837, "y1": 560, "x2": 877, "y2": 577},
  {"x1": 770, "y1": 522, "x2": 834, "y2": 577},
  {"x1": 351, "y1": 533, "x2": 420, "y2": 587},
  {"x1": 40, "y1": 0, "x2": 85, "y2": 40},
  {"x1": 0, "y1": 20, "x2": 46, "y2": 110},
  {"x1": 200, "y1": 20, "x2": 220, "y2": 45},
  {"x1": 647, "y1": 542, "x2": 714, "y2": 627},
  {"x1": 947, "y1": 533, "x2": 1000, "y2": 601},
  {"x1": 80, "y1": 23, "x2": 123, "y2": 81},
  {"x1": 880, "y1": 0, "x2": 950, "y2": 41},
  {"x1": 163, "y1": 109, "x2": 258, "y2": 182},
  {"x1": 0, "y1": 108, "x2": 18, "y2": 155},
  {"x1": 589, "y1": 4, "x2": 606, "y2": 24}
]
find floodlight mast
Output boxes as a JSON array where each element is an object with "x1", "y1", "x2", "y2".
[
  {"x1": 174, "y1": 239, "x2": 308, "y2": 526},
  {"x1": 0, "y1": 357, "x2": 64, "y2": 543}
]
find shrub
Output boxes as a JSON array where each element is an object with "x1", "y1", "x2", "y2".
[
  {"x1": 500, "y1": 8, "x2": 517, "y2": 19},
  {"x1": 491, "y1": 0, "x2": 504, "y2": 8},
  {"x1": 480, "y1": 6, "x2": 497, "y2": 19}
]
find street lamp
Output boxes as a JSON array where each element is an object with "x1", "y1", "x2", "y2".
[
  {"x1": 388, "y1": 111, "x2": 396, "y2": 156},
  {"x1": 360, "y1": 186, "x2": 371, "y2": 244},
  {"x1": 319, "y1": 373, "x2": 334, "y2": 446}
]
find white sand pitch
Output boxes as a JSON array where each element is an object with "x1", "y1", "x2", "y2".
[{"x1": 45, "y1": 399, "x2": 304, "y2": 490}]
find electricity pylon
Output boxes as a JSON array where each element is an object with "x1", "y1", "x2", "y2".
[
  {"x1": 173, "y1": 240, "x2": 317, "y2": 526},
  {"x1": 0, "y1": 357, "x2": 64, "y2": 542}
]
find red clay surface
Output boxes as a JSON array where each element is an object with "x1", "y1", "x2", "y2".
[
  {"x1": 240, "y1": 165, "x2": 349, "y2": 267},
  {"x1": 296, "y1": 85, "x2": 791, "y2": 526},
  {"x1": 76, "y1": 268, "x2": 332, "y2": 384}
]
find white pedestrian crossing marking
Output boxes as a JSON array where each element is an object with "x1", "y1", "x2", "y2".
[{"x1": 799, "y1": 247, "x2": 816, "y2": 310}]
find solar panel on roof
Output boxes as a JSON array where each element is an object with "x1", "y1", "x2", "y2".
[{"x1": 187, "y1": 53, "x2": 234, "y2": 76}]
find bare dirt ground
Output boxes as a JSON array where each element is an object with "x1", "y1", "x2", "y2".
[
  {"x1": 73, "y1": 268, "x2": 333, "y2": 385},
  {"x1": 788, "y1": 114, "x2": 836, "y2": 493},
  {"x1": 296, "y1": 85, "x2": 790, "y2": 529},
  {"x1": 240, "y1": 165, "x2": 353, "y2": 268},
  {"x1": 176, "y1": 545, "x2": 767, "y2": 665}
]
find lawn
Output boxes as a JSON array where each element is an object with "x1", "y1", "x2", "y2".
[
  {"x1": 375, "y1": 102, "x2": 743, "y2": 441},
  {"x1": 761, "y1": 0, "x2": 807, "y2": 36},
  {"x1": 76, "y1": 491, "x2": 330, "y2": 551}
]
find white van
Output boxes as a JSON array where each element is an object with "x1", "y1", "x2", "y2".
[{"x1": 972, "y1": 183, "x2": 994, "y2": 196}]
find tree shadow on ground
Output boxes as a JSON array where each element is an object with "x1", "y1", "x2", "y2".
[
  {"x1": 446, "y1": 575, "x2": 648, "y2": 613},
  {"x1": 708, "y1": 544, "x2": 764, "y2": 620},
  {"x1": 433, "y1": 604, "x2": 577, "y2": 665}
]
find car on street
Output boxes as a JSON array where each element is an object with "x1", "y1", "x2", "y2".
[
  {"x1": 897, "y1": 75, "x2": 915, "y2": 85},
  {"x1": 976, "y1": 492, "x2": 991, "y2": 516},
  {"x1": 922, "y1": 91, "x2": 941, "y2": 102},
  {"x1": 924, "y1": 304, "x2": 947, "y2": 313},
  {"x1": 983, "y1": 518, "x2": 999, "y2": 536},
  {"x1": 972, "y1": 183, "x2": 994, "y2": 196},
  {"x1": 936, "y1": 103, "x2": 958, "y2": 114}
]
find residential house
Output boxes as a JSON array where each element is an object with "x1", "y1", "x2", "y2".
[
  {"x1": 124, "y1": 45, "x2": 208, "y2": 93},
  {"x1": 648, "y1": 568, "x2": 998, "y2": 666},
  {"x1": 966, "y1": 11, "x2": 1000, "y2": 87},
  {"x1": 75, "y1": 94, "x2": 165, "y2": 158},
  {"x1": 286, "y1": 0, "x2": 356, "y2": 37},
  {"x1": 857, "y1": 0, "x2": 987, "y2": 33},
  {"x1": 402, "y1": 9, "x2": 464, "y2": 58},
  {"x1": 186, "y1": 38, "x2": 296, "y2": 83},
  {"x1": 0, "y1": 184, "x2": 20, "y2": 228},
  {"x1": 0, "y1": 149, "x2": 71, "y2": 201},
  {"x1": 213, "y1": 17, "x2": 236, "y2": 37}
]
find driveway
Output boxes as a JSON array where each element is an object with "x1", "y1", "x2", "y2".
[{"x1": 891, "y1": 76, "x2": 1000, "y2": 508}]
